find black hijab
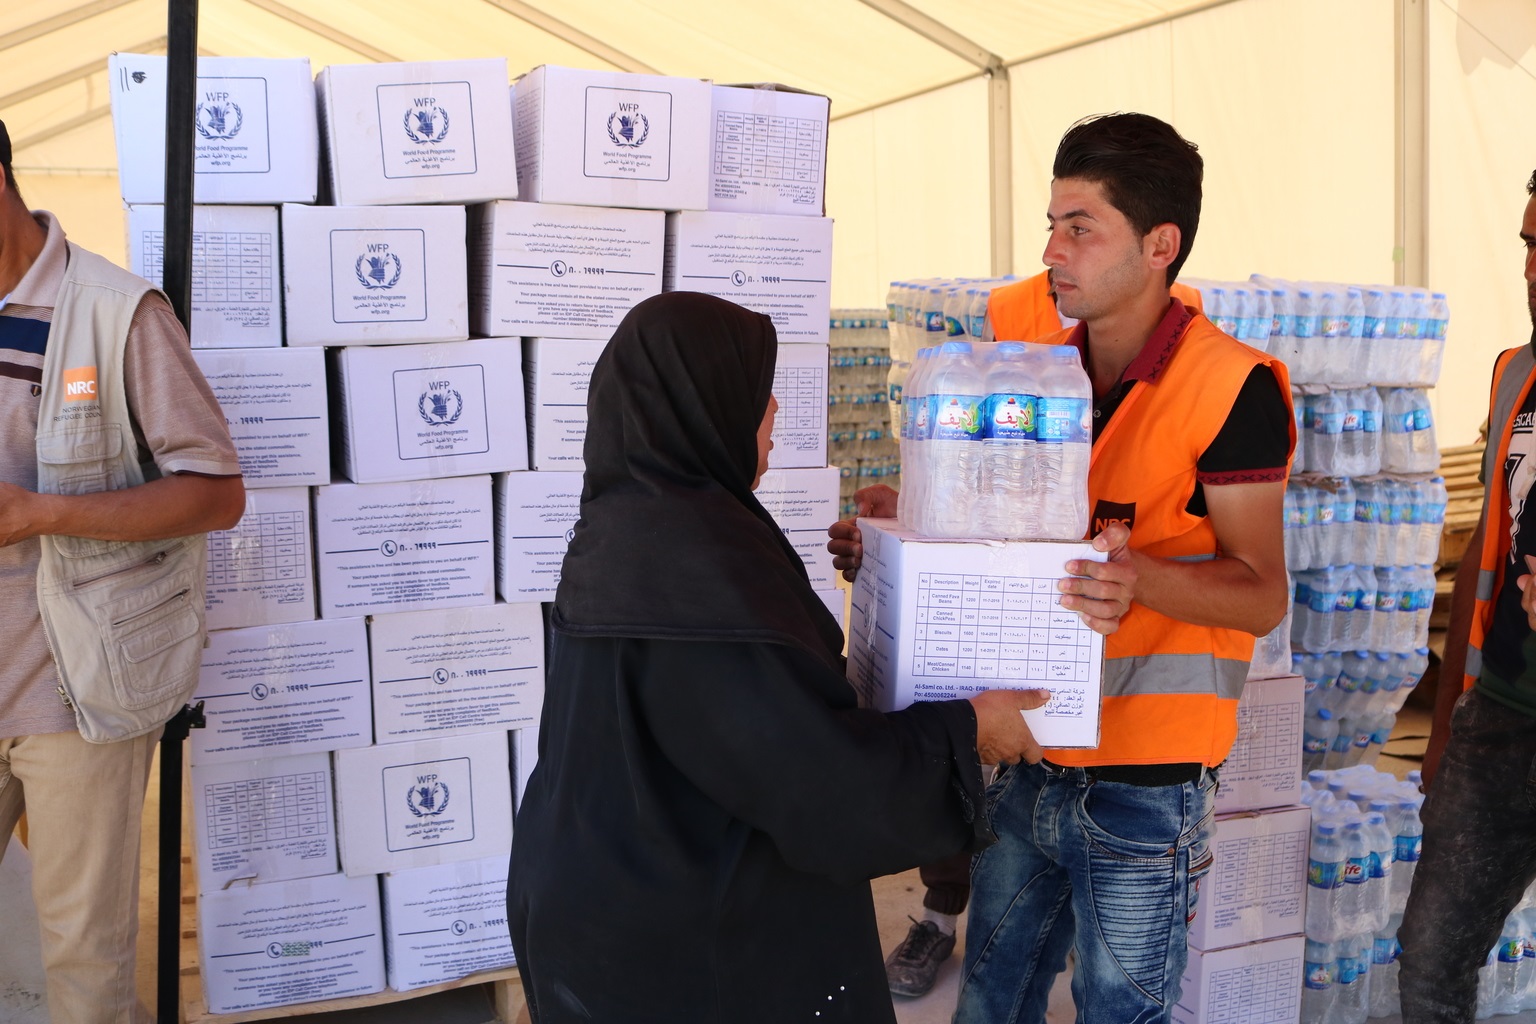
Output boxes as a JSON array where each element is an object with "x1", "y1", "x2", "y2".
[{"x1": 554, "y1": 292, "x2": 846, "y2": 671}]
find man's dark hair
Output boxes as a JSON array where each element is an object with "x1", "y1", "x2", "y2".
[
  {"x1": 0, "y1": 119, "x2": 16, "y2": 195},
  {"x1": 1053, "y1": 112, "x2": 1203, "y2": 286},
  {"x1": 1528, "y1": 169, "x2": 1535, "y2": 196}
]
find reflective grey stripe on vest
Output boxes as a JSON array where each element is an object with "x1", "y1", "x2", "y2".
[
  {"x1": 1478, "y1": 568, "x2": 1497, "y2": 602},
  {"x1": 1466, "y1": 644, "x2": 1483, "y2": 681},
  {"x1": 1169, "y1": 553, "x2": 1217, "y2": 563},
  {"x1": 1102, "y1": 654, "x2": 1250, "y2": 701}
]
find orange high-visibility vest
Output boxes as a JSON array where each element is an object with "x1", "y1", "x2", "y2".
[
  {"x1": 1043, "y1": 314, "x2": 1294, "y2": 767},
  {"x1": 989, "y1": 270, "x2": 1205, "y2": 343},
  {"x1": 1463, "y1": 345, "x2": 1536, "y2": 689}
]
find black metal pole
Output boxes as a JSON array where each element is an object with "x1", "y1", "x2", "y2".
[{"x1": 157, "y1": 2, "x2": 201, "y2": 1022}]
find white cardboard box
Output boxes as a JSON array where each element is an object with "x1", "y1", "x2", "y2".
[
  {"x1": 1188, "y1": 807, "x2": 1309, "y2": 951},
  {"x1": 192, "y1": 348, "x2": 330, "y2": 487},
  {"x1": 512, "y1": 65, "x2": 711, "y2": 211},
  {"x1": 1213, "y1": 675, "x2": 1304, "y2": 815},
  {"x1": 493, "y1": 472, "x2": 582, "y2": 603},
  {"x1": 333, "y1": 731, "x2": 513, "y2": 876},
  {"x1": 512, "y1": 726, "x2": 538, "y2": 813},
  {"x1": 198, "y1": 873, "x2": 385, "y2": 1013},
  {"x1": 191, "y1": 618, "x2": 372, "y2": 764},
  {"x1": 189, "y1": 752, "x2": 338, "y2": 892},
  {"x1": 664, "y1": 212, "x2": 833, "y2": 345},
  {"x1": 203, "y1": 486, "x2": 316, "y2": 631},
  {"x1": 316, "y1": 59, "x2": 518, "y2": 207},
  {"x1": 369, "y1": 602, "x2": 545, "y2": 741},
  {"x1": 381, "y1": 857, "x2": 515, "y2": 991},
  {"x1": 329, "y1": 338, "x2": 528, "y2": 483},
  {"x1": 708, "y1": 85, "x2": 829, "y2": 217},
  {"x1": 522, "y1": 338, "x2": 604, "y2": 470},
  {"x1": 846, "y1": 519, "x2": 1106, "y2": 749},
  {"x1": 753, "y1": 467, "x2": 839, "y2": 590},
  {"x1": 1172, "y1": 935, "x2": 1304, "y2": 1024},
  {"x1": 281, "y1": 204, "x2": 469, "y2": 347},
  {"x1": 769, "y1": 343, "x2": 829, "y2": 468},
  {"x1": 468, "y1": 201, "x2": 664, "y2": 340},
  {"x1": 313, "y1": 476, "x2": 495, "y2": 619},
  {"x1": 128, "y1": 205, "x2": 281, "y2": 348},
  {"x1": 109, "y1": 54, "x2": 319, "y2": 205}
]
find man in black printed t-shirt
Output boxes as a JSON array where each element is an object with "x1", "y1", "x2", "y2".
[{"x1": 1398, "y1": 170, "x2": 1536, "y2": 1024}]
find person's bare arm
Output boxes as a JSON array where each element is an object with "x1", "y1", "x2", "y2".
[
  {"x1": 1422, "y1": 514, "x2": 1483, "y2": 791},
  {"x1": 0, "y1": 473, "x2": 245, "y2": 547},
  {"x1": 1124, "y1": 480, "x2": 1289, "y2": 636}
]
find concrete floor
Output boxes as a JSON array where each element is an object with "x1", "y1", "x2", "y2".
[{"x1": 1, "y1": 704, "x2": 1529, "y2": 1024}]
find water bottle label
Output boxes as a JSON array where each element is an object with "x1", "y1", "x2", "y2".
[
  {"x1": 926, "y1": 312, "x2": 944, "y2": 332},
  {"x1": 983, "y1": 393, "x2": 1036, "y2": 441},
  {"x1": 1295, "y1": 315, "x2": 1318, "y2": 338},
  {"x1": 1336, "y1": 589, "x2": 1358, "y2": 612},
  {"x1": 1343, "y1": 856, "x2": 1369, "y2": 884},
  {"x1": 1365, "y1": 316, "x2": 1385, "y2": 338},
  {"x1": 1412, "y1": 407, "x2": 1433, "y2": 431},
  {"x1": 1323, "y1": 316, "x2": 1350, "y2": 338},
  {"x1": 945, "y1": 316, "x2": 966, "y2": 337},
  {"x1": 1394, "y1": 835, "x2": 1422, "y2": 862},
  {"x1": 1308, "y1": 588, "x2": 1337, "y2": 613},
  {"x1": 1308, "y1": 859, "x2": 1342, "y2": 888},
  {"x1": 1342, "y1": 410, "x2": 1362, "y2": 432},
  {"x1": 1318, "y1": 505, "x2": 1335, "y2": 525},
  {"x1": 1500, "y1": 940, "x2": 1523, "y2": 963},
  {"x1": 1275, "y1": 314, "x2": 1293, "y2": 336},
  {"x1": 1368, "y1": 851, "x2": 1388, "y2": 880},
  {"x1": 967, "y1": 314, "x2": 985, "y2": 337},
  {"x1": 1353, "y1": 731, "x2": 1371, "y2": 750},
  {"x1": 1398, "y1": 590, "x2": 1417, "y2": 613},
  {"x1": 1315, "y1": 411, "x2": 1344, "y2": 435},
  {"x1": 1036, "y1": 397, "x2": 1090, "y2": 443},
  {"x1": 912, "y1": 399, "x2": 932, "y2": 440},
  {"x1": 1303, "y1": 734, "x2": 1330, "y2": 753},
  {"x1": 1305, "y1": 961, "x2": 1335, "y2": 990},
  {"x1": 1287, "y1": 505, "x2": 1304, "y2": 528},
  {"x1": 1217, "y1": 315, "x2": 1238, "y2": 335},
  {"x1": 1337, "y1": 954, "x2": 1364, "y2": 984},
  {"x1": 1362, "y1": 409, "x2": 1379, "y2": 431},
  {"x1": 1376, "y1": 591, "x2": 1398, "y2": 613},
  {"x1": 930, "y1": 394, "x2": 983, "y2": 440},
  {"x1": 1337, "y1": 672, "x2": 1363, "y2": 694},
  {"x1": 1358, "y1": 589, "x2": 1376, "y2": 612},
  {"x1": 1373, "y1": 937, "x2": 1398, "y2": 965}
]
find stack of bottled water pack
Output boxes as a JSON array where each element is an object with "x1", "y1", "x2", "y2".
[
  {"x1": 896, "y1": 338, "x2": 1091, "y2": 541},
  {"x1": 1473, "y1": 889, "x2": 1536, "y2": 1019},
  {"x1": 883, "y1": 276, "x2": 1021, "y2": 436},
  {"x1": 1301, "y1": 766, "x2": 1425, "y2": 1023}
]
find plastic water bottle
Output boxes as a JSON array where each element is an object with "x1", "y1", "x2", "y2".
[
  {"x1": 1319, "y1": 288, "x2": 1347, "y2": 385},
  {"x1": 1391, "y1": 798, "x2": 1423, "y2": 916},
  {"x1": 1351, "y1": 480, "x2": 1381, "y2": 568},
  {"x1": 1296, "y1": 483, "x2": 1321, "y2": 571},
  {"x1": 1386, "y1": 290, "x2": 1412, "y2": 383},
  {"x1": 1382, "y1": 388, "x2": 1438, "y2": 473},
  {"x1": 943, "y1": 286, "x2": 969, "y2": 339},
  {"x1": 1332, "y1": 477, "x2": 1357, "y2": 568},
  {"x1": 1035, "y1": 345, "x2": 1092, "y2": 540},
  {"x1": 978, "y1": 342, "x2": 1037, "y2": 538},
  {"x1": 966, "y1": 287, "x2": 989, "y2": 340},
  {"x1": 1369, "y1": 927, "x2": 1401, "y2": 1018},
  {"x1": 1496, "y1": 918, "x2": 1526, "y2": 1015},
  {"x1": 1248, "y1": 286, "x2": 1274, "y2": 352},
  {"x1": 1343, "y1": 287, "x2": 1368, "y2": 386},
  {"x1": 1363, "y1": 288, "x2": 1389, "y2": 383},
  {"x1": 1349, "y1": 565, "x2": 1377, "y2": 650},
  {"x1": 1294, "y1": 389, "x2": 1310, "y2": 474},
  {"x1": 1479, "y1": 947, "x2": 1500, "y2": 1019},
  {"x1": 897, "y1": 347, "x2": 933, "y2": 530},
  {"x1": 1303, "y1": 567, "x2": 1341, "y2": 652},
  {"x1": 1340, "y1": 818, "x2": 1372, "y2": 933},
  {"x1": 1294, "y1": 288, "x2": 1321, "y2": 383},
  {"x1": 1366, "y1": 653, "x2": 1393, "y2": 715},
  {"x1": 1304, "y1": 708, "x2": 1340, "y2": 773},
  {"x1": 1422, "y1": 292, "x2": 1450, "y2": 386},
  {"x1": 1308, "y1": 820, "x2": 1346, "y2": 941},
  {"x1": 1285, "y1": 483, "x2": 1305, "y2": 572},
  {"x1": 1302, "y1": 938, "x2": 1337, "y2": 1024},
  {"x1": 1419, "y1": 477, "x2": 1447, "y2": 565},
  {"x1": 1363, "y1": 810, "x2": 1394, "y2": 931},
  {"x1": 921, "y1": 341, "x2": 984, "y2": 537},
  {"x1": 1335, "y1": 932, "x2": 1371, "y2": 1024},
  {"x1": 1519, "y1": 905, "x2": 1536, "y2": 1011},
  {"x1": 1311, "y1": 390, "x2": 1346, "y2": 476},
  {"x1": 1341, "y1": 388, "x2": 1383, "y2": 477}
]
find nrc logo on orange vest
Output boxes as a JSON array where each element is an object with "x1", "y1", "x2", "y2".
[
  {"x1": 63, "y1": 366, "x2": 99, "y2": 402},
  {"x1": 1092, "y1": 499, "x2": 1136, "y2": 536}
]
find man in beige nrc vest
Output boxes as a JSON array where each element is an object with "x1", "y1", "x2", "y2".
[{"x1": 0, "y1": 120, "x2": 244, "y2": 1023}]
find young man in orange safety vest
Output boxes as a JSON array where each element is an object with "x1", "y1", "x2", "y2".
[
  {"x1": 1396, "y1": 171, "x2": 1536, "y2": 1024},
  {"x1": 829, "y1": 112, "x2": 1294, "y2": 1023},
  {"x1": 987, "y1": 267, "x2": 1206, "y2": 343}
]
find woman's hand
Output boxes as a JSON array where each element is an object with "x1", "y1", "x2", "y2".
[
  {"x1": 827, "y1": 484, "x2": 899, "y2": 582},
  {"x1": 969, "y1": 688, "x2": 1050, "y2": 765}
]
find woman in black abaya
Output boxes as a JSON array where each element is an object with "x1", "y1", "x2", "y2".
[{"x1": 507, "y1": 293, "x2": 1058, "y2": 1023}]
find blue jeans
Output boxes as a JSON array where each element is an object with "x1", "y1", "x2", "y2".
[{"x1": 953, "y1": 761, "x2": 1216, "y2": 1024}]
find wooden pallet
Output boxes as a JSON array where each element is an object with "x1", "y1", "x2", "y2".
[{"x1": 177, "y1": 852, "x2": 529, "y2": 1024}]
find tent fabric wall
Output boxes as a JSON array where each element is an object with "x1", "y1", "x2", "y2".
[{"x1": 3, "y1": 0, "x2": 1534, "y2": 446}]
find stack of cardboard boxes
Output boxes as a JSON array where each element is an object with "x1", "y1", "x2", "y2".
[
  {"x1": 1173, "y1": 669, "x2": 1309, "y2": 1024},
  {"x1": 109, "y1": 53, "x2": 838, "y2": 1014}
]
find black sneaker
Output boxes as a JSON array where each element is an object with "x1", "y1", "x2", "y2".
[{"x1": 885, "y1": 918, "x2": 957, "y2": 998}]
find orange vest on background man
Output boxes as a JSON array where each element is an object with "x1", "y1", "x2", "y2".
[
  {"x1": 1464, "y1": 345, "x2": 1536, "y2": 690},
  {"x1": 989, "y1": 270, "x2": 1206, "y2": 343},
  {"x1": 1042, "y1": 312, "x2": 1294, "y2": 767}
]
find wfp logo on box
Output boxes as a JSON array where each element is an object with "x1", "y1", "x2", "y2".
[
  {"x1": 418, "y1": 382, "x2": 463, "y2": 426},
  {"x1": 355, "y1": 243, "x2": 403, "y2": 290},
  {"x1": 406, "y1": 775, "x2": 450, "y2": 818},
  {"x1": 403, "y1": 98, "x2": 450, "y2": 145},
  {"x1": 195, "y1": 94, "x2": 243, "y2": 140},
  {"x1": 607, "y1": 104, "x2": 650, "y2": 148}
]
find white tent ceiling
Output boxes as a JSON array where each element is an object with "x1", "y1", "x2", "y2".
[{"x1": 2, "y1": 0, "x2": 1535, "y2": 448}]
